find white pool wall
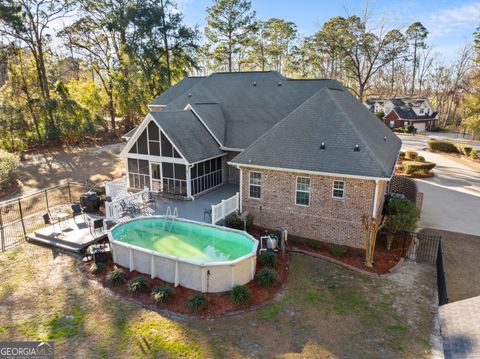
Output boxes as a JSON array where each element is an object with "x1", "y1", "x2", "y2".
[{"x1": 108, "y1": 216, "x2": 258, "y2": 293}]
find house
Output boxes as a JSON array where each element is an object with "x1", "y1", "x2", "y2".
[
  {"x1": 365, "y1": 97, "x2": 439, "y2": 132},
  {"x1": 121, "y1": 71, "x2": 401, "y2": 248}
]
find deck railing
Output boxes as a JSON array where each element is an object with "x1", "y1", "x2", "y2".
[
  {"x1": 105, "y1": 176, "x2": 127, "y2": 200},
  {"x1": 211, "y1": 192, "x2": 239, "y2": 224},
  {"x1": 105, "y1": 187, "x2": 149, "y2": 221}
]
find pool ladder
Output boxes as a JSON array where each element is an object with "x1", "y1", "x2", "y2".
[{"x1": 164, "y1": 206, "x2": 178, "y2": 232}]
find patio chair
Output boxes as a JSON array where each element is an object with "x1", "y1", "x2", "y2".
[
  {"x1": 89, "y1": 218, "x2": 104, "y2": 237},
  {"x1": 203, "y1": 208, "x2": 212, "y2": 222},
  {"x1": 70, "y1": 203, "x2": 85, "y2": 222},
  {"x1": 142, "y1": 191, "x2": 156, "y2": 210},
  {"x1": 43, "y1": 212, "x2": 63, "y2": 234},
  {"x1": 119, "y1": 200, "x2": 136, "y2": 217}
]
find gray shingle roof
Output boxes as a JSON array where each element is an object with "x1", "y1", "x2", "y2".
[
  {"x1": 230, "y1": 87, "x2": 401, "y2": 178},
  {"x1": 149, "y1": 110, "x2": 223, "y2": 163},
  {"x1": 393, "y1": 107, "x2": 437, "y2": 120},
  {"x1": 149, "y1": 77, "x2": 205, "y2": 106},
  {"x1": 190, "y1": 103, "x2": 226, "y2": 145},
  {"x1": 154, "y1": 71, "x2": 342, "y2": 149}
]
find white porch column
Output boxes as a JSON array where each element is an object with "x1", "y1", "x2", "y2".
[
  {"x1": 186, "y1": 164, "x2": 193, "y2": 199},
  {"x1": 238, "y1": 167, "x2": 243, "y2": 213}
]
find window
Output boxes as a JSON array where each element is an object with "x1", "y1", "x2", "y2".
[
  {"x1": 389, "y1": 120, "x2": 395, "y2": 128},
  {"x1": 296, "y1": 177, "x2": 310, "y2": 206},
  {"x1": 249, "y1": 172, "x2": 262, "y2": 198},
  {"x1": 332, "y1": 181, "x2": 345, "y2": 199},
  {"x1": 128, "y1": 159, "x2": 150, "y2": 189},
  {"x1": 419, "y1": 108, "x2": 425, "y2": 114}
]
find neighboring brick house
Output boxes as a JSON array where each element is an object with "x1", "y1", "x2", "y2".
[
  {"x1": 121, "y1": 71, "x2": 401, "y2": 249},
  {"x1": 366, "y1": 97, "x2": 439, "y2": 132}
]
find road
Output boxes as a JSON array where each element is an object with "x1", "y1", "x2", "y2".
[{"x1": 398, "y1": 134, "x2": 480, "y2": 236}]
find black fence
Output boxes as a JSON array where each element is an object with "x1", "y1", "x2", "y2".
[
  {"x1": 0, "y1": 181, "x2": 96, "y2": 252},
  {"x1": 437, "y1": 240, "x2": 449, "y2": 306}
]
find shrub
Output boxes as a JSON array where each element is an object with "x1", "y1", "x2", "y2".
[
  {"x1": 402, "y1": 161, "x2": 436, "y2": 175},
  {"x1": 428, "y1": 140, "x2": 457, "y2": 153},
  {"x1": 151, "y1": 285, "x2": 175, "y2": 304},
  {"x1": 393, "y1": 127, "x2": 406, "y2": 133},
  {"x1": 307, "y1": 239, "x2": 321, "y2": 250},
  {"x1": 260, "y1": 251, "x2": 278, "y2": 268},
  {"x1": 329, "y1": 245, "x2": 348, "y2": 256},
  {"x1": 256, "y1": 268, "x2": 277, "y2": 287},
  {"x1": 230, "y1": 285, "x2": 250, "y2": 305},
  {"x1": 471, "y1": 149, "x2": 478, "y2": 159},
  {"x1": 414, "y1": 155, "x2": 425, "y2": 162},
  {"x1": 375, "y1": 111, "x2": 385, "y2": 120},
  {"x1": 406, "y1": 125, "x2": 416, "y2": 133},
  {"x1": 127, "y1": 276, "x2": 150, "y2": 293},
  {"x1": 106, "y1": 268, "x2": 126, "y2": 285},
  {"x1": 0, "y1": 150, "x2": 18, "y2": 191},
  {"x1": 384, "y1": 198, "x2": 419, "y2": 250},
  {"x1": 398, "y1": 151, "x2": 405, "y2": 159},
  {"x1": 225, "y1": 212, "x2": 254, "y2": 231},
  {"x1": 287, "y1": 234, "x2": 302, "y2": 246},
  {"x1": 186, "y1": 293, "x2": 208, "y2": 312},
  {"x1": 404, "y1": 150, "x2": 418, "y2": 160},
  {"x1": 89, "y1": 262, "x2": 105, "y2": 274},
  {"x1": 455, "y1": 144, "x2": 473, "y2": 156}
]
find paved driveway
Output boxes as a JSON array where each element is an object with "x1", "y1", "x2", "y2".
[{"x1": 398, "y1": 134, "x2": 480, "y2": 237}]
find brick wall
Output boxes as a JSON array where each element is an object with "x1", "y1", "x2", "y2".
[
  {"x1": 384, "y1": 111, "x2": 404, "y2": 128},
  {"x1": 240, "y1": 167, "x2": 380, "y2": 248}
]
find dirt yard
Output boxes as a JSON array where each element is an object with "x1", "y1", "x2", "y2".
[
  {"x1": 420, "y1": 228, "x2": 480, "y2": 303},
  {"x1": 6, "y1": 142, "x2": 125, "y2": 199},
  {"x1": 0, "y1": 243, "x2": 436, "y2": 358}
]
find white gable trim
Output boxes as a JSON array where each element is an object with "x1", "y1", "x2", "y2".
[
  {"x1": 119, "y1": 113, "x2": 189, "y2": 163},
  {"x1": 184, "y1": 104, "x2": 223, "y2": 147}
]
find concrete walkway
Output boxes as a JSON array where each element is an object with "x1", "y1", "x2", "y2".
[{"x1": 440, "y1": 296, "x2": 480, "y2": 359}]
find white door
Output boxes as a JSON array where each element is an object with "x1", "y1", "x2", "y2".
[
  {"x1": 414, "y1": 122, "x2": 426, "y2": 132},
  {"x1": 150, "y1": 163, "x2": 162, "y2": 192}
]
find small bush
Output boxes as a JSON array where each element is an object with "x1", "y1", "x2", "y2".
[
  {"x1": 106, "y1": 268, "x2": 126, "y2": 285},
  {"x1": 307, "y1": 239, "x2": 321, "y2": 250},
  {"x1": 256, "y1": 268, "x2": 277, "y2": 287},
  {"x1": 471, "y1": 149, "x2": 478, "y2": 159},
  {"x1": 393, "y1": 127, "x2": 406, "y2": 133},
  {"x1": 186, "y1": 293, "x2": 208, "y2": 312},
  {"x1": 329, "y1": 245, "x2": 348, "y2": 256},
  {"x1": 287, "y1": 234, "x2": 302, "y2": 246},
  {"x1": 455, "y1": 143, "x2": 473, "y2": 156},
  {"x1": 260, "y1": 251, "x2": 278, "y2": 268},
  {"x1": 404, "y1": 150, "x2": 418, "y2": 160},
  {"x1": 406, "y1": 125, "x2": 416, "y2": 134},
  {"x1": 402, "y1": 160, "x2": 436, "y2": 175},
  {"x1": 225, "y1": 213, "x2": 254, "y2": 231},
  {"x1": 428, "y1": 140, "x2": 457, "y2": 153},
  {"x1": 398, "y1": 151, "x2": 405, "y2": 159},
  {"x1": 230, "y1": 285, "x2": 250, "y2": 305},
  {"x1": 414, "y1": 155, "x2": 425, "y2": 162},
  {"x1": 151, "y1": 285, "x2": 175, "y2": 304},
  {"x1": 127, "y1": 276, "x2": 150, "y2": 293},
  {"x1": 89, "y1": 262, "x2": 105, "y2": 274},
  {"x1": 0, "y1": 150, "x2": 18, "y2": 191}
]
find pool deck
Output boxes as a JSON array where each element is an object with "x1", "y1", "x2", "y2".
[{"x1": 154, "y1": 184, "x2": 239, "y2": 223}]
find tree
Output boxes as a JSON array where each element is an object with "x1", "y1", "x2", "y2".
[
  {"x1": 205, "y1": 0, "x2": 257, "y2": 72},
  {"x1": 262, "y1": 18, "x2": 297, "y2": 73},
  {"x1": 406, "y1": 22, "x2": 428, "y2": 94},
  {"x1": 318, "y1": 15, "x2": 402, "y2": 101},
  {"x1": 384, "y1": 29, "x2": 407, "y2": 94}
]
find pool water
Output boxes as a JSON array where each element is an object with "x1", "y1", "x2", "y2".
[{"x1": 111, "y1": 217, "x2": 254, "y2": 263}]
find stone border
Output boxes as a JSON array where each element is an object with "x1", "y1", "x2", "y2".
[{"x1": 288, "y1": 247, "x2": 406, "y2": 278}]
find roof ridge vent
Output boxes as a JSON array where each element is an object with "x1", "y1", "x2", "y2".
[
  {"x1": 253, "y1": 81, "x2": 257, "y2": 87},
  {"x1": 354, "y1": 144, "x2": 360, "y2": 152},
  {"x1": 188, "y1": 93, "x2": 192, "y2": 97},
  {"x1": 278, "y1": 81, "x2": 282, "y2": 86},
  {"x1": 319, "y1": 142, "x2": 326, "y2": 149}
]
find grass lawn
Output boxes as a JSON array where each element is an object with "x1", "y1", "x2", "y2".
[{"x1": 0, "y1": 244, "x2": 436, "y2": 358}]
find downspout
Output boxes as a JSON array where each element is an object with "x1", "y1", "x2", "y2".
[{"x1": 237, "y1": 165, "x2": 243, "y2": 213}]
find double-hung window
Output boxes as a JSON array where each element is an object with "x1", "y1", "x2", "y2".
[
  {"x1": 296, "y1": 177, "x2": 310, "y2": 206},
  {"x1": 332, "y1": 181, "x2": 345, "y2": 199},
  {"x1": 249, "y1": 172, "x2": 262, "y2": 199}
]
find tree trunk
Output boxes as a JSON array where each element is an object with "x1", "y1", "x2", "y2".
[
  {"x1": 160, "y1": 0, "x2": 171, "y2": 87},
  {"x1": 411, "y1": 38, "x2": 418, "y2": 95}
]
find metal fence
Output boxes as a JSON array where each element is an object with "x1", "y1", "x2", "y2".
[
  {"x1": 436, "y1": 240, "x2": 449, "y2": 306},
  {"x1": 0, "y1": 181, "x2": 94, "y2": 252}
]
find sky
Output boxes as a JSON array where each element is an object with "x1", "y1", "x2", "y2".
[{"x1": 178, "y1": 0, "x2": 480, "y2": 63}]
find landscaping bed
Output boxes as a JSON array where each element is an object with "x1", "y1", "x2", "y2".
[
  {"x1": 249, "y1": 226, "x2": 411, "y2": 275},
  {"x1": 79, "y1": 251, "x2": 289, "y2": 318}
]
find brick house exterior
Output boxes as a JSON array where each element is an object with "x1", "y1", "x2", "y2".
[
  {"x1": 239, "y1": 167, "x2": 387, "y2": 248},
  {"x1": 383, "y1": 110, "x2": 435, "y2": 131}
]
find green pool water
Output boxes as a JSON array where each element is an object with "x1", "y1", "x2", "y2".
[{"x1": 111, "y1": 217, "x2": 255, "y2": 263}]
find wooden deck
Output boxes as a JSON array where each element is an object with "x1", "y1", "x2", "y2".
[{"x1": 26, "y1": 216, "x2": 106, "y2": 253}]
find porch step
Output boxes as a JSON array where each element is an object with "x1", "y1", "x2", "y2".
[{"x1": 27, "y1": 234, "x2": 84, "y2": 253}]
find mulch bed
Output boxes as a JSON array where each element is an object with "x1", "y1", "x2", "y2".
[
  {"x1": 249, "y1": 226, "x2": 410, "y2": 275},
  {"x1": 79, "y1": 251, "x2": 289, "y2": 318}
]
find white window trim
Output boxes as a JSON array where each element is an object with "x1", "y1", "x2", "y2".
[
  {"x1": 332, "y1": 180, "x2": 345, "y2": 200},
  {"x1": 248, "y1": 171, "x2": 262, "y2": 199},
  {"x1": 295, "y1": 176, "x2": 310, "y2": 207}
]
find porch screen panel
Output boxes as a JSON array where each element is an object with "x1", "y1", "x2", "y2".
[
  {"x1": 148, "y1": 122, "x2": 160, "y2": 156},
  {"x1": 162, "y1": 163, "x2": 187, "y2": 196},
  {"x1": 137, "y1": 129, "x2": 148, "y2": 154},
  {"x1": 128, "y1": 159, "x2": 150, "y2": 189},
  {"x1": 190, "y1": 157, "x2": 223, "y2": 196}
]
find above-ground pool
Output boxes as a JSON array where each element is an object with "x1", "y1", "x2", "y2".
[{"x1": 108, "y1": 217, "x2": 258, "y2": 293}]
